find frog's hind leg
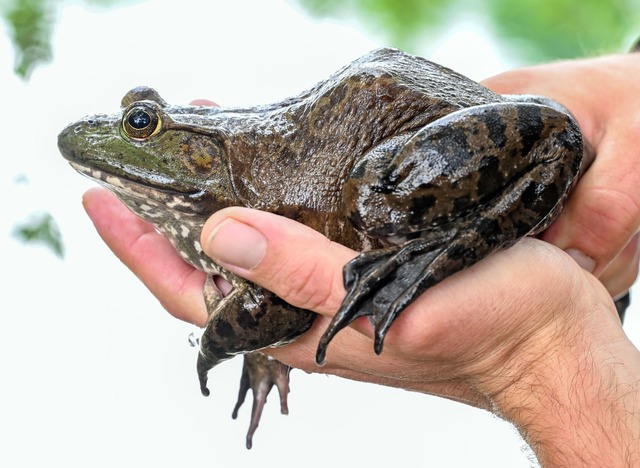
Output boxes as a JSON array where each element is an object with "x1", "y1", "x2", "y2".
[
  {"x1": 196, "y1": 277, "x2": 313, "y2": 397},
  {"x1": 319, "y1": 101, "x2": 583, "y2": 365},
  {"x1": 196, "y1": 276, "x2": 312, "y2": 447},
  {"x1": 315, "y1": 236, "x2": 450, "y2": 365}
]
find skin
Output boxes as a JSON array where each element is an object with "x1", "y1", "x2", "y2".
[{"x1": 82, "y1": 53, "x2": 640, "y2": 465}]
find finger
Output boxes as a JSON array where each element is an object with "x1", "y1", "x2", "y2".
[
  {"x1": 265, "y1": 318, "x2": 427, "y2": 393},
  {"x1": 83, "y1": 187, "x2": 208, "y2": 326},
  {"x1": 598, "y1": 233, "x2": 640, "y2": 298},
  {"x1": 200, "y1": 207, "x2": 357, "y2": 317},
  {"x1": 541, "y1": 134, "x2": 640, "y2": 275},
  {"x1": 483, "y1": 58, "x2": 640, "y2": 274},
  {"x1": 480, "y1": 62, "x2": 599, "y2": 139},
  {"x1": 262, "y1": 317, "x2": 490, "y2": 405},
  {"x1": 189, "y1": 99, "x2": 218, "y2": 106}
]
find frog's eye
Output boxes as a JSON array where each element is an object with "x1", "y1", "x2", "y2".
[{"x1": 122, "y1": 105, "x2": 161, "y2": 140}]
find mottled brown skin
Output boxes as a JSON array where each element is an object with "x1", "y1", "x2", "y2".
[{"x1": 58, "y1": 48, "x2": 584, "y2": 447}]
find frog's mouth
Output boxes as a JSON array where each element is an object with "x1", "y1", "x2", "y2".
[{"x1": 69, "y1": 161, "x2": 208, "y2": 214}]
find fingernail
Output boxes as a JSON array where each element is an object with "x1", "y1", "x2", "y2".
[
  {"x1": 565, "y1": 248, "x2": 596, "y2": 273},
  {"x1": 204, "y1": 219, "x2": 267, "y2": 270}
]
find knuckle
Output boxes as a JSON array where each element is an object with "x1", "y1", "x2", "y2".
[
  {"x1": 270, "y1": 254, "x2": 344, "y2": 314},
  {"x1": 573, "y1": 184, "x2": 640, "y2": 258},
  {"x1": 600, "y1": 234, "x2": 640, "y2": 296}
]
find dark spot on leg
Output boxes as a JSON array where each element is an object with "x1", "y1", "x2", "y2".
[
  {"x1": 447, "y1": 241, "x2": 480, "y2": 262},
  {"x1": 430, "y1": 215, "x2": 450, "y2": 226},
  {"x1": 214, "y1": 319, "x2": 235, "y2": 339},
  {"x1": 485, "y1": 111, "x2": 507, "y2": 148},
  {"x1": 374, "y1": 169, "x2": 399, "y2": 194},
  {"x1": 408, "y1": 193, "x2": 437, "y2": 227},
  {"x1": 532, "y1": 180, "x2": 560, "y2": 214},
  {"x1": 453, "y1": 195, "x2": 471, "y2": 212},
  {"x1": 269, "y1": 295, "x2": 292, "y2": 309},
  {"x1": 521, "y1": 181, "x2": 538, "y2": 208},
  {"x1": 477, "y1": 156, "x2": 503, "y2": 203},
  {"x1": 237, "y1": 308, "x2": 257, "y2": 330},
  {"x1": 447, "y1": 244, "x2": 467, "y2": 261},
  {"x1": 517, "y1": 105, "x2": 544, "y2": 155},
  {"x1": 471, "y1": 217, "x2": 501, "y2": 244}
]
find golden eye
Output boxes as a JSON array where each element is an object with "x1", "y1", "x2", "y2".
[{"x1": 122, "y1": 105, "x2": 161, "y2": 140}]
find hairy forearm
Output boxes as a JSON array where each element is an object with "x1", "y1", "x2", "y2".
[{"x1": 494, "y1": 307, "x2": 640, "y2": 467}]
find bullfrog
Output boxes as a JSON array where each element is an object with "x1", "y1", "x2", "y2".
[{"x1": 58, "y1": 48, "x2": 585, "y2": 448}]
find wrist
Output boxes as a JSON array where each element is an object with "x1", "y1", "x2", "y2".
[{"x1": 489, "y1": 287, "x2": 640, "y2": 466}]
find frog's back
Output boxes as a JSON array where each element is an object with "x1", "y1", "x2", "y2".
[
  {"x1": 227, "y1": 49, "x2": 504, "y2": 249},
  {"x1": 297, "y1": 48, "x2": 501, "y2": 120},
  {"x1": 278, "y1": 48, "x2": 503, "y2": 172}
]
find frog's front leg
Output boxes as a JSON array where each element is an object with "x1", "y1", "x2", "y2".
[
  {"x1": 197, "y1": 275, "x2": 313, "y2": 445},
  {"x1": 316, "y1": 101, "x2": 583, "y2": 364}
]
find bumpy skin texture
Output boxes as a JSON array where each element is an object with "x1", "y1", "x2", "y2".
[{"x1": 58, "y1": 48, "x2": 584, "y2": 447}]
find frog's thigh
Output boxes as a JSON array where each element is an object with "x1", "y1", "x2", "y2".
[{"x1": 344, "y1": 102, "x2": 581, "y2": 239}]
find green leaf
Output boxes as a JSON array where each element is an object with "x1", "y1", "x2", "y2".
[
  {"x1": 1, "y1": 0, "x2": 134, "y2": 80},
  {"x1": 294, "y1": 0, "x2": 640, "y2": 62},
  {"x1": 1, "y1": 0, "x2": 54, "y2": 79},
  {"x1": 13, "y1": 211, "x2": 65, "y2": 258},
  {"x1": 485, "y1": 0, "x2": 640, "y2": 61},
  {"x1": 294, "y1": 0, "x2": 452, "y2": 51}
]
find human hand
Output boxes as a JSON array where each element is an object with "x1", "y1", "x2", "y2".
[
  {"x1": 482, "y1": 53, "x2": 640, "y2": 297},
  {"x1": 83, "y1": 187, "x2": 210, "y2": 328},
  {"x1": 198, "y1": 206, "x2": 639, "y2": 466},
  {"x1": 83, "y1": 186, "x2": 622, "y2": 384},
  {"x1": 82, "y1": 187, "x2": 613, "y2": 402}
]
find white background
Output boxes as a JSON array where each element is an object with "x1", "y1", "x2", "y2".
[{"x1": 1, "y1": 1, "x2": 637, "y2": 466}]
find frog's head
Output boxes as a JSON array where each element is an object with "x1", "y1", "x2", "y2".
[{"x1": 58, "y1": 86, "x2": 239, "y2": 216}]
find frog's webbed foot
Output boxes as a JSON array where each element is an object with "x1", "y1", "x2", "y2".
[
  {"x1": 316, "y1": 235, "x2": 451, "y2": 365},
  {"x1": 232, "y1": 352, "x2": 291, "y2": 450}
]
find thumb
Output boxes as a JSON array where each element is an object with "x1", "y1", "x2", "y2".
[{"x1": 200, "y1": 207, "x2": 356, "y2": 316}]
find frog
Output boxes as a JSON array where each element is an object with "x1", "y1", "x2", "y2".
[{"x1": 58, "y1": 47, "x2": 586, "y2": 449}]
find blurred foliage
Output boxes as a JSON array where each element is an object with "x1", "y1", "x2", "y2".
[
  {"x1": 1, "y1": 0, "x2": 52, "y2": 78},
  {"x1": 295, "y1": 0, "x2": 640, "y2": 62},
  {"x1": 13, "y1": 211, "x2": 64, "y2": 258},
  {"x1": 2, "y1": 0, "x2": 638, "y2": 79},
  {"x1": 11, "y1": 174, "x2": 64, "y2": 258},
  {"x1": 1, "y1": 0, "x2": 638, "y2": 257},
  {"x1": 485, "y1": 0, "x2": 640, "y2": 61},
  {"x1": 1, "y1": 0, "x2": 126, "y2": 257},
  {"x1": 296, "y1": 0, "x2": 455, "y2": 50},
  {"x1": 0, "y1": 0, "x2": 128, "y2": 79}
]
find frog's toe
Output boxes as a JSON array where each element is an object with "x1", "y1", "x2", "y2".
[
  {"x1": 316, "y1": 237, "x2": 448, "y2": 365},
  {"x1": 196, "y1": 352, "x2": 212, "y2": 397},
  {"x1": 233, "y1": 352, "x2": 291, "y2": 450}
]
